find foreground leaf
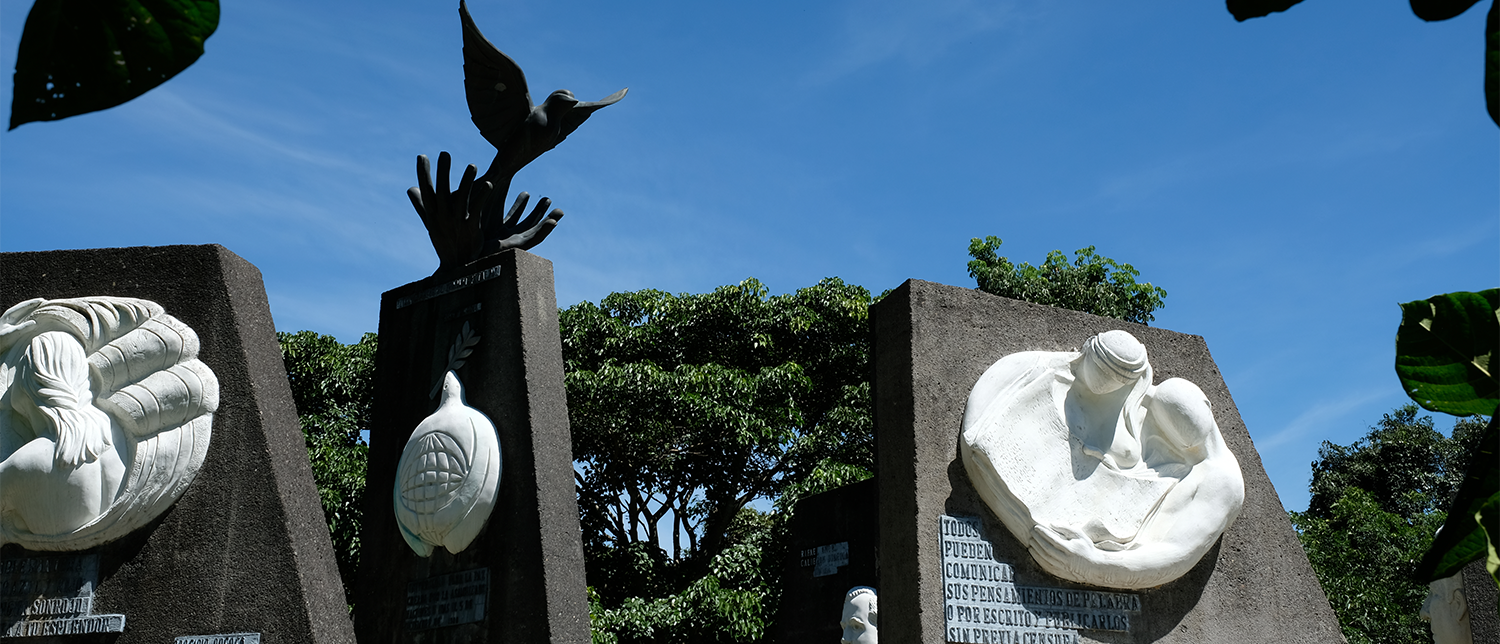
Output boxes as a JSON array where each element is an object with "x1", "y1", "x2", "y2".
[
  {"x1": 1416, "y1": 413, "x2": 1498, "y2": 583},
  {"x1": 1408, "y1": 0, "x2": 1484, "y2": 21},
  {"x1": 1488, "y1": 0, "x2": 1499, "y2": 127},
  {"x1": 10, "y1": 0, "x2": 219, "y2": 130},
  {"x1": 1226, "y1": 0, "x2": 1305, "y2": 21},
  {"x1": 1395, "y1": 289, "x2": 1499, "y2": 417}
]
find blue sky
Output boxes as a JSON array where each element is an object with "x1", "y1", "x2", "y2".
[{"x1": 1, "y1": 0, "x2": 1494, "y2": 513}]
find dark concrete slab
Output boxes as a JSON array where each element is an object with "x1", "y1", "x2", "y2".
[
  {"x1": 0, "y1": 245, "x2": 355, "y2": 644},
  {"x1": 774, "y1": 478, "x2": 879, "y2": 643},
  {"x1": 352, "y1": 249, "x2": 588, "y2": 644},
  {"x1": 870, "y1": 279, "x2": 1345, "y2": 643}
]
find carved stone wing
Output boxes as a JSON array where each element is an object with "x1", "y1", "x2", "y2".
[{"x1": 461, "y1": 0, "x2": 532, "y2": 152}]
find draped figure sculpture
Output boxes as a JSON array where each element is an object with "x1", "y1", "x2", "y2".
[
  {"x1": 0, "y1": 297, "x2": 218, "y2": 550},
  {"x1": 960, "y1": 330, "x2": 1244, "y2": 589}
]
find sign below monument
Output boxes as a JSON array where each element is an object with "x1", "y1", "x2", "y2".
[
  {"x1": 176, "y1": 633, "x2": 263, "y2": 644},
  {"x1": 1, "y1": 553, "x2": 127, "y2": 638},
  {"x1": 940, "y1": 515, "x2": 1139, "y2": 643},
  {"x1": 405, "y1": 567, "x2": 490, "y2": 631},
  {"x1": 799, "y1": 541, "x2": 850, "y2": 577}
]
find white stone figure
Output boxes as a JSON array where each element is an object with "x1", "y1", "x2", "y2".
[
  {"x1": 395, "y1": 371, "x2": 501, "y2": 556},
  {"x1": 840, "y1": 586, "x2": 877, "y2": 644},
  {"x1": 1421, "y1": 569, "x2": 1473, "y2": 644},
  {"x1": 0, "y1": 297, "x2": 218, "y2": 550},
  {"x1": 961, "y1": 330, "x2": 1245, "y2": 589}
]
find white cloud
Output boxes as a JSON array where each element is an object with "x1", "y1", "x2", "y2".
[{"x1": 1255, "y1": 389, "x2": 1391, "y2": 452}]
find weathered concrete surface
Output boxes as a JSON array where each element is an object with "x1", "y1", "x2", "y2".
[
  {"x1": 1464, "y1": 559, "x2": 1498, "y2": 644},
  {"x1": 870, "y1": 279, "x2": 1345, "y2": 643},
  {"x1": 0, "y1": 245, "x2": 355, "y2": 644},
  {"x1": 353, "y1": 249, "x2": 588, "y2": 644}
]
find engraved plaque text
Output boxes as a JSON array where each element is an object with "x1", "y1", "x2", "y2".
[{"x1": 940, "y1": 515, "x2": 1140, "y2": 643}]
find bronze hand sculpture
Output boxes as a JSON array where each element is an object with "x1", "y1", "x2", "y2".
[{"x1": 409, "y1": 1, "x2": 627, "y2": 273}]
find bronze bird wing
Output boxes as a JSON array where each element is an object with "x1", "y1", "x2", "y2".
[
  {"x1": 460, "y1": 0, "x2": 531, "y2": 151},
  {"x1": 558, "y1": 87, "x2": 629, "y2": 144}
]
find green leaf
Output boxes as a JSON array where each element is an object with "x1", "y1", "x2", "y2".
[
  {"x1": 1225, "y1": 0, "x2": 1305, "y2": 22},
  {"x1": 1395, "y1": 289, "x2": 1499, "y2": 417},
  {"x1": 10, "y1": 0, "x2": 219, "y2": 130},
  {"x1": 1487, "y1": 0, "x2": 1498, "y2": 127},
  {"x1": 1416, "y1": 414, "x2": 1498, "y2": 582},
  {"x1": 1408, "y1": 0, "x2": 1483, "y2": 21}
]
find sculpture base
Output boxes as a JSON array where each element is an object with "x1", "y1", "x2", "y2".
[
  {"x1": 870, "y1": 280, "x2": 1344, "y2": 643},
  {"x1": 352, "y1": 249, "x2": 588, "y2": 644},
  {"x1": 0, "y1": 245, "x2": 354, "y2": 644}
]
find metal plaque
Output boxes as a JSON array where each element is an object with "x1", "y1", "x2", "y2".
[
  {"x1": 940, "y1": 515, "x2": 1140, "y2": 643},
  {"x1": 176, "y1": 633, "x2": 262, "y2": 644},
  {"x1": 404, "y1": 567, "x2": 489, "y2": 631},
  {"x1": 2, "y1": 553, "x2": 126, "y2": 637}
]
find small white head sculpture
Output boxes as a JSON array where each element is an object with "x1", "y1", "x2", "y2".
[
  {"x1": 840, "y1": 586, "x2": 877, "y2": 644},
  {"x1": 394, "y1": 371, "x2": 501, "y2": 557},
  {"x1": 1420, "y1": 570, "x2": 1472, "y2": 644},
  {"x1": 1075, "y1": 331, "x2": 1148, "y2": 395}
]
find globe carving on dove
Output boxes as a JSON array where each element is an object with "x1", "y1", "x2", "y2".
[
  {"x1": 960, "y1": 330, "x2": 1245, "y2": 589},
  {"x1": 0, "y1": 297, "x2": 218, "y2": 551},
  {"x1": 394, "y1": 371, "x2": 502, "y2": 557}
]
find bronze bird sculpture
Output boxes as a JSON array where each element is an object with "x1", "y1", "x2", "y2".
[{"x1": 408, "y1": 1, "x2": 627, "y2": 273}]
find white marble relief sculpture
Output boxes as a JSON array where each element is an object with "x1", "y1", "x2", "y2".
[
  {"x1": 0, "y1": 297, "x2": 218, "y2": 550},
  {"x1": 395, "y1": 371, "x2": 501, "y2": 556},
  {"x1": 840, "y1": 586, "x2": 877, "y2": 644},
  {"x1": 960, "y1": 330, "x2": 1245, "y2": 589},
  {"x1": 1421, "y1": 569, "x2": 1473, "y2": 644}
]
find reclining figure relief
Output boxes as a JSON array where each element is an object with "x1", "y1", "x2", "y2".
[
  {"x1": 0, "y1": 297, "x2": 218, "y2": 550},
  {"x1": 961, "y1": 330, "x2": 1244, "y2": 589}
]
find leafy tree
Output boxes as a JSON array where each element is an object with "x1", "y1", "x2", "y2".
[
  {"x1": 10, "y1": 0, "x2": 220, "y2": 129},
  {"x1": 1291, "y1": 405, "x2": 1488, "y2": 643},
  {"x1": 561, "y1": 278, "x2": 874, "y2": 642},
  {"x1": 278, "y1": 330, "x2": 376, "y2": 603},
  {"x1": 966, "y1": 236, "x2": 1169, "y2": 324}
]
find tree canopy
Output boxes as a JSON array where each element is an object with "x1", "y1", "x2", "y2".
[
  {"x1": 561, "y1": 277, "x2": 875, "y2": 642},
  {"x1": 966, "y1": 236, "x2": 1168, "y2": 324},
  {"x1": 1291, "y1": 405, "x2": 1488, "y2": 643},
  {"x1": 278, "y1": 330, "x2": 375, "y2": 603}
]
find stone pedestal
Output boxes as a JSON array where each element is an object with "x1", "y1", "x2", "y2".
[
  {"x1": 352, "y1": 250, "x2": 588, "y2": 644},
  {"x1": 0, "y1": 245, "x2": 354, "y2": 644},
  {"x1": 869, "y1": 279, "x2": 1345, "y2": 643}
]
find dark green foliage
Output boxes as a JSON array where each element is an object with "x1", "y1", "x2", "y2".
[
  {"x1": 1306, "y1": 405, "x2": 1486, "y2": 520},
  {"x1": 1488, "y1": 1, "x2": 1498, "y2": 126},
  {"x1": 1227, "y1": 0, "x2": 1497, "y2": 127},
  {"x1": 1416, "y1": 413, "x2": 1499, "y2": 584},
  {"x1": 562, "y1": 278, "x2": 874, "y2": 642},
  {"x1": 1395, "y1": 289, "x2": 1499, "y2": 417},
  {"x1": 278, "y1": 331, "x2": 375, "y2": 603},
  {"x1": 1292, "y1": 405, "x2": 1489, "y2": 642},
  {"x1": 1409, "y1": 0, "x2": 1485, "y2": 22},
  {"x1": 1226, "y1": 0, "x2": 1305, "y2": 22},
  {"x1": 588, "y1": 508, "x2": 779, "y2": 644},
  {"x1": 10, "y1": 0, "x2": 219, "y2": 129},
  {"x1": 1293, "y1": 488, "x2": 1448, "y2": 643},
  {"x1": 1394, "y1": 288, "x2": 1500, "y2": 585},
  {"x1": 966, "y1": 236, "x2": 1168, "y2": 325}
]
